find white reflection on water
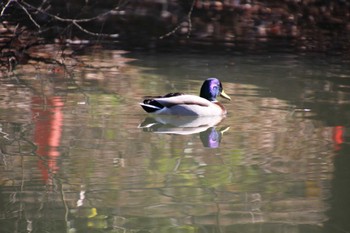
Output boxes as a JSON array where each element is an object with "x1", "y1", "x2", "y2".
[{"x1": 139, "y1": 115, "x2": 229, "y2": 148}]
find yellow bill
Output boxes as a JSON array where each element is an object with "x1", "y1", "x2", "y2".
[{"x1": 220, "y1": 90, "x2": 231, "y2": 100}]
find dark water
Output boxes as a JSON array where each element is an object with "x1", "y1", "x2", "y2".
[{"x1": 0, "y1": 49, "x2": 350, "y2": 233}]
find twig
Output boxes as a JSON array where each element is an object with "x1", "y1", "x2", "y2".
[
  {"x1": 1, "y1": 0, "x2": 40, "y2": 28},
  {"x1": 20, "y1": 0, "x2": 120, "y2": 37},
  {"x1": 159, "y1": 24, "x2": 183, "y2": 40},
  {"x1": 1, "y1": 0, "x2": 14, "y2": 16},
  {"x1": 159, "y1": 0, "x2": 196, "y2": 39},
  {"x1": 72, "y1": 21, "x2": 119, "y2": 38},
  {"x1": 21, "y1": 0, "x2": 120, "y2": 23},
  {"x1": 16, "y1": 1, "x2": 41, "y2": 28},
  {"x1": 187, "y1": 0, "x2": 196, "y2": 38}
]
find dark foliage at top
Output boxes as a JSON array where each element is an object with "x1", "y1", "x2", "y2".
[{"x1": 1, "y1": 0, "x2": 350, "y2": 71}]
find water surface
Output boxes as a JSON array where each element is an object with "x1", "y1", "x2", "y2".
[{"x1": 0, "y1": 49, "x2": 350, "y2": 233}]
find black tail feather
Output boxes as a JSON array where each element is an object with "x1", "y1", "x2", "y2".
[
  {"x1": 140, "y1": 92, "x2": 183, "y2": 113},
  {"x1": 140, "y1": 103, "x2": 161, "y2": 113}
]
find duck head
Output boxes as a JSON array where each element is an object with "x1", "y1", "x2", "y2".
[{"x1": 200, "y1": 78, "x2": 231, "y2": 102}]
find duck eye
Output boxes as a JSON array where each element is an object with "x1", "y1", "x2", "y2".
[{"x1": 211, "y1": 85, "x2": 218, "y2": 94}]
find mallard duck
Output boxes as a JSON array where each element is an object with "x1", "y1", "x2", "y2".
[{"x1": 140, "y1": 78, "x2": 231, "y2": 116}]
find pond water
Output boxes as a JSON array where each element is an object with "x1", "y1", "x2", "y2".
[{"x1": 1, "y1": 48, "x2": 350, "y2": 233}]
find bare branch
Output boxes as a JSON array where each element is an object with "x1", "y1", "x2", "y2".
[
  {"x1": 72, "y1": 21, "x2": 119, "y2": 38},
  {"x1": 21, "y1": 0, "x2": 121, "y2": 23},
  {"x1": 159, "y1": 0, "x2": 196, "y2": 39},
  {"x1": 187, "y1": 0, "x2": 196, "y2": 38},
  {"x1": 16, "y1": 1, "x2": 41, "y2": 28},
  {"x1": 2, "y1": 0, "x2": 41, "y2": 28},
  {"x1": 159, "y1": 24, "x2": 183, "y2": 40},
  {"x1": 18, "y1": 0, "x2": 121, "y2": 37},
  {"x1": 1, "y1": 0, "x2": 15, "y2": 16}
]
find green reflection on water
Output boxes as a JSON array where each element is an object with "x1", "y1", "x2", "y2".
[{"x1": 1, "y1": 50, "x2": 348, "y2": 233}]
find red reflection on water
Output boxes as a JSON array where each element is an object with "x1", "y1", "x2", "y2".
[
  {"x1": 333, "y1": 126, "x2": 344, "y2": 151},
  {"x1": 32, "y1": 97, "x2": 64, "y2": 183}
]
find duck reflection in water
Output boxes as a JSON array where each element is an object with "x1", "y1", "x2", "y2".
[{"x1": 138, "y1": 115, "x2": 229, "y2": 148}]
